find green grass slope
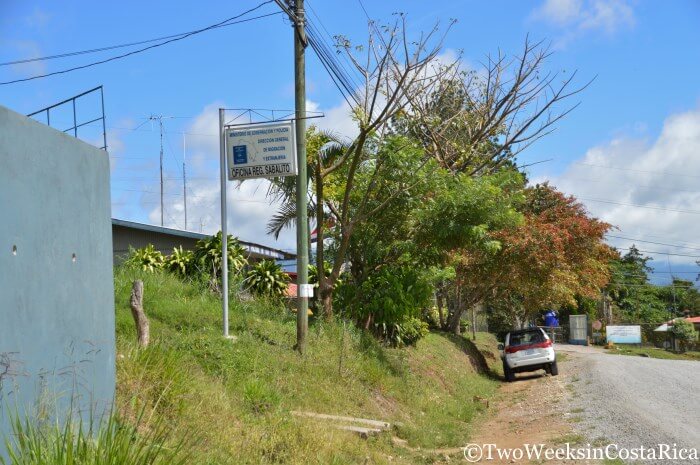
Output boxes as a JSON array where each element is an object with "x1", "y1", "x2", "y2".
[{"x1": 114, "y1": 268, "x2": 501, "y2": 464}]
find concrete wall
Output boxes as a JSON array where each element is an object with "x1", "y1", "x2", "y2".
[{"x1": 0, "y1": 105, "x2": 115, "y2": 441}]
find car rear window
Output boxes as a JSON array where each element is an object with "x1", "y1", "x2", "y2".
[{"x1": 509, "y1": 330, "x2": 544, "y2": 346}]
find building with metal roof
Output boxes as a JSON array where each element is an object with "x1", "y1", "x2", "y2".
[{"x1": 112, "y1": 218, "x2": 295, "y2": 263}]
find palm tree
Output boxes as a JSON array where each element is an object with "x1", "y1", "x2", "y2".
[{"x1": 266, "y1": 127, "x2": 351, "y2": 317}]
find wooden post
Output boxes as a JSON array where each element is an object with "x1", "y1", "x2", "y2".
[{"x1": 129, "y1": 280, "x2": 150, "y2": 347}]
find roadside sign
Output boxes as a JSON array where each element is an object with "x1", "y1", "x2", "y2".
[
  {"x1": 606, "y1": 325, "x2": 641, "y2": 344},
  {"x1": 226, "y1": 121, "x2": 297, "y2": 180}
]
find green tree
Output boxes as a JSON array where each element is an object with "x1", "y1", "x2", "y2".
[
  {"x1": 607, "y1": 246, "x2": 669, "y2": 327},
  {"x1": 669, "y1": 319, "x2": 698, "y2": 352},
  {"x1": 657, "y1": 278, "x2": 700, "y2": 317}
]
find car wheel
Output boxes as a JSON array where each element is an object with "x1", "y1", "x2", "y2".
[
  {"x1": 503, "y1": 362, "x2": 515, "y2": 382},
  {"x1": 550, "y1": 360, "x2": 559, "y2": 376}
]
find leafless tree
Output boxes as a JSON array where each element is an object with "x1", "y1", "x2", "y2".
[
  {"x1": 405, "y1": 35, "x2": 592, "y2": 175},
  {"x1": 307, "y1": 17, "x2": 458, "y2": 317}
]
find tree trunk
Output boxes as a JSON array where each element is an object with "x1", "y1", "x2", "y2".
[
  {"x1": 319, "y1": 280, "x2": 334, "y2": 319},
  {"x1": 447, "y1": 308, "x2": 463, "y2": 335},
  {"x1": 436, "y1": 289, "x2": 446, "y2": 328},
  {"x1": 471, "y1": 305, "x2": 477, "y2": 341},
  {"x1": 129, "y1": 280, "x2": 150, "y2": 347}
]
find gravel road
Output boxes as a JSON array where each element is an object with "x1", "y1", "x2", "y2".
[{"x1": 561, "y1": 346, "x2": 699, "y2": 463}]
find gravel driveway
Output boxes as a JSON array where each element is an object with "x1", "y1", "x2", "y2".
[{"x1": 562, "y1": 345, "x2": 699, "y2": 463}]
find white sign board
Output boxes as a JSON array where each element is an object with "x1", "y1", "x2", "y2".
[
  {"x1": 226, "y1": 121, "x2": 297, "y2": 180},
  {"x1": 606, "y1": 325, "x2": 642, "y2": 344}
]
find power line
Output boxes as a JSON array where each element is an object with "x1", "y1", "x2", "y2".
[
  {"x1": 573, "y1": 162, "x2": 700, "y2": 180},
  {"x1": 621, "y1": 248, "x2": 700, "y2": 259},
  {"x1": 306, "y1": 0, "x2": 361, "y2": 86},
  {"x1": 579, "y1": 197, "x2": 700, "y2": 215},
  {"x1": 1, "y1": 1, "x2": 277, "y2": 85},
  {"x1": 0, "y1": 12, "x2": 282, "y2": 68},
  {"x1": 607, "y1": 235, "x2": 700, "y2": 252}
]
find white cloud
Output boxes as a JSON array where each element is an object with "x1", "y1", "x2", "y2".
[
  {"x1": 143, "y1": 103, "x2": 297, "y2": 251},
  {"x1": 549, "y1": 108, "x2": 700, "y2": 270},
  {"x1": 531, "y1": 0, "x2": 635, "y2": 46},
  {"x1": 533, "y1": 0, "x2": 583, "y2": 25},
  {"x1": 305, "y1": 99, "x2": 356, "y2": 139}
]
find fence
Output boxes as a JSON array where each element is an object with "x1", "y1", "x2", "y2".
[{"x1": 27, "y1": 86, "x2": 107, "y2": 150}]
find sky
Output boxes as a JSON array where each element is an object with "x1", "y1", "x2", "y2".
[{"x1": 2, "y1": 0, "x2": 700, "y2": 284}]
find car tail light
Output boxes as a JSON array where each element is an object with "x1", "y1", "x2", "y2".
[{"x1": 505, "y1": 338, "x2": 552, "y2": 354}]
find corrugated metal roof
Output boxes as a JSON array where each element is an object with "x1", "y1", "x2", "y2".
[{"x1": 111, "y1": 218, "x2": 295, "y2": 260}]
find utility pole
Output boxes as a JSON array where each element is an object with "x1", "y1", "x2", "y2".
[
  {"x1": 183, "y1": 133, "x2": 188, "y2": 230},
  {"x1": 293, "y1": 0, "x2": 309, "y2": 353},
  {"x1": 149, "y1": 114, "x2": 166, "y2": 226}
]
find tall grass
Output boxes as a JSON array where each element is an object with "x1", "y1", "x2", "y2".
[
  {"x1": 109, "y1": 266, "x2": 502, "y2": 463},
  {"x1": 1, "y1": 409, "x2": 188, "y2": 465}
]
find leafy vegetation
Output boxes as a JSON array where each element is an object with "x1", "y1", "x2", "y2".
[
  {"x1": 111, "y1": 267, "x2": 501, "y2": 464},
  {"x1": 243, "y1": 259, "x2": 289, "y2": 298},
  {"x1": 1, "y1": 410, "x2": 188, "y2": 465},
  {"x1": 124, "y1": 244, "x2": 165, "y2": 273},
  {"x1": 669, "y1": 319, "x2": 698, "y2": 351},
  {"x1": 192, "y1": 231, "x2": 248, "y2": 291}
]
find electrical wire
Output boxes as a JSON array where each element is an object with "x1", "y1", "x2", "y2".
[
  {"x1": 607, "y1": 235, "x2": 700, "y2": 252},
  {"x1": 579, "y1": 197, "x2": 700, "y2": 215},
  {"x1": 1, "y1": 11, "x2": 282, "y2": 68},
  {"x1": 1, "y1": 1, "x2": 277, "y2": 85}
]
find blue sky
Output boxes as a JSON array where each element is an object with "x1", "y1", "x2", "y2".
[{"x1": 2, "y1": 0, "x2": 700, "y2": 283}]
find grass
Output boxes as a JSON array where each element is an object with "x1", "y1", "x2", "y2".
[
  {"x1": 605, "y1": 345, "x2": 700, "y2": 361},
  {"x1": 551, "y1": 433, "x2": 585, "y2": 445},
  {"x1": 111, "y1": 267, "x2": 502, "y2": 464},
  {"x1": 1, "y1": 409, "x2": 189, "y2": 465}
]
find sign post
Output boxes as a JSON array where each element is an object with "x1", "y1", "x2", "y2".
[
  {"x1": 219, "y1": 108, "x2": 230, "y2": 338},
  {"x1": 218, "y1": 115, "x2": 300, "y2": 341},
  {"x1": 226, "y1": 121, "x2": 297, "y2": 180}
]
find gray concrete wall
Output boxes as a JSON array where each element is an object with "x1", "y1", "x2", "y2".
[{"x1": 0, "y1": 105, "x2": 115, "y2": 442}]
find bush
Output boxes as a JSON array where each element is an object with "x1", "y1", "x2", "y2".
[
  {"x1": 670, "y1": 319, "x2": 698, "y2": 352},
  {"x1": 192, "y1": 231, "x2": 248, "y2": 290},
  {"x1": 124, "y1": 244, "x2": 165, "y2": 272},
  {"x1": 395, "y1": 317, "x2": 430, "y2": 347},
  {"x1": 244, "y1": 260, "x2": 290, "y2": 298},
  {"x1": 1, "y1": 410, "x2": 189, "y2": 465},
  {"x1": 422, "y1": 306, "x2": 441, "y2": 329},
  {"x1": 337, "y1": 266, "x2": 432, "y2": 346},
  {"x1": 165, "y1": 245, "x2": 195, "y2": 277}
]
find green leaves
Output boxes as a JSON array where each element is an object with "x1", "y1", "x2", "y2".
[
  {"x1": 243, "y1": 260, "x2": 289, "y2": 298},
  {"x1": 124, "y1": 244, "x2": 165, "y2": 273},
  {"x1": 413, "y1": 169, "x2": 524, "y2": 264},
  {"x1": 165, "y1": 246, "x2": 194, "y2": 277}
]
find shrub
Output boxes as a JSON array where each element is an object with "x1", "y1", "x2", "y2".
[
  {"x1": 394, "y1": 317, "x2": 430, "y2": 347},
  {"x1": 165, "y1": 245, "x2": 194, "y2": 277},
  {"x1": 337, "y1": 266, "x2": 432, "y2": 346},
  {"x1": 244, "y1": 260, "x2": 289, "y2": 298},
  {"x1": 124, "y1": 244, "x2": 164, "y2": 273},
  {"x1": 1, "y1": 410, "x2": 189, "y2": 465},
  {"x1": 670, "y1": 319, "x2": 698, "y2": 352},
  {"x1": 192, "y1": 231, "x2": 248, "y2": 291},
  {"x1": 422, "y1": 306, "x2": 442, "y2": 329}
]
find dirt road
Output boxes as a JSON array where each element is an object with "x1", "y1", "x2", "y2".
[
  {"x1": 563, "y1": 345, "x2": 700, "y2": 459},
  {"x1": 466, "y1": 345, "x2": 698, "y2": 464}
]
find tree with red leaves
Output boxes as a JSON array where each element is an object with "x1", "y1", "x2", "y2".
[{"x1": 448, "y1": 183, "x2": 613, "y2": 333}]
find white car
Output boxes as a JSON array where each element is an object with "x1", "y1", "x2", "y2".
[{"x1": 499, "y1": 328, "x2": 558, "y2": 382}]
